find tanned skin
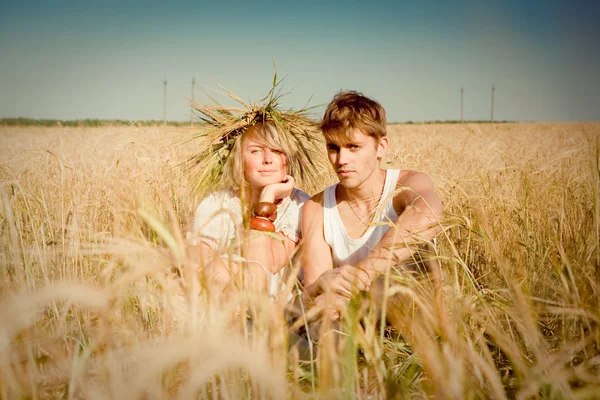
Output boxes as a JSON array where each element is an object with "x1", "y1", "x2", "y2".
[{"x1": 300, "y1": 129, "x2": 443, "y2": 314}]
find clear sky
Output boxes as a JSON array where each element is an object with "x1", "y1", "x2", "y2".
[{"x1": 1, "y1": 0, "x2": 599, "y2": 122}]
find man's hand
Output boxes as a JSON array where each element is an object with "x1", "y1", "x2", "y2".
[
  {"x1": 310, "y1": 266, "x2": 371, "y2": 320},
  {"x1": 313, "y1": 292, "x2": 346, "y2": 321},
  {"x1": 260, "y1": 175, "x2": 295, "y2": 202},
  {"x1": 309, "y1": 264, "x2": 372, "y2": 300}
]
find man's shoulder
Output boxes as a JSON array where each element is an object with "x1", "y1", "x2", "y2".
[
  {"x1": 395, "y1": 169, "x2": 434, "y2": 189},
  {"x1": 391, "y1": 170, "x2": 436, "y2": 210},
  {"x1": 308, "y1": 181, "x2": 338, "y2": 205},
  {"x1": 307, "y1": 191, "x2": 325, "y2": 208},
  {"x1": 301, "y1": 190, "x2": 326, "y2": 230}
]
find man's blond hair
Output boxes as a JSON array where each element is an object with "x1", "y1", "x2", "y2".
[{"x1": 320, "y1": 91, "x2": 387, "y2": 145}]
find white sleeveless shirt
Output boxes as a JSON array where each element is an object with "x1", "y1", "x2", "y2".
[{"x1": 324, "y1": 169, "x2": 400, "y2": 267}]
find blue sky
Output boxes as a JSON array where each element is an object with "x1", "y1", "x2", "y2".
[{"x1": 1, "y1": 0, "x2": 599, "y2": 122}]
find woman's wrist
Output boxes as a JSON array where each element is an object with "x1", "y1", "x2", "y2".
[{"x1": 259, "y1": 187, "x2": 276, "y2": 203}]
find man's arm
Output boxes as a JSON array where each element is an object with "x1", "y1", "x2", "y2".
[
  {"x1": 300, "y1": 193, "x2": 372, "y2": 302},
  {"x1": 358, "y1": 171, "x2": 443, "y2": 276},
  {"x1": 300, "y1": 193, "x2": 334, "y2": 299}
]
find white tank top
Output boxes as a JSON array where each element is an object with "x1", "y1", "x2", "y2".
[{"x1": 324, "y1": 169, "x2": 400, "y2": 267}]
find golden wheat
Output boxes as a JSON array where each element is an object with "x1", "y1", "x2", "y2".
[{"x1": 0, "y1": 122, "x2": 599, "y2": 399}]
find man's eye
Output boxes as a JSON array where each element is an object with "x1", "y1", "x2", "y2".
[{"x1": 326, "y1": 145, "x2": 339, "y2": 151}]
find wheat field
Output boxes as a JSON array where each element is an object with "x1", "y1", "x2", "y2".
[{"x1": 1, "y1": 122, "x2": 599, "y2": 399}]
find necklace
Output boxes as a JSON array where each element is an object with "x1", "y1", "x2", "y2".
[
  {"x1": 345, "y1": 169, "x2": 386, "y2": 227},
  {"x1": 347, "y1": 197, "x2": 369, "y2": 226}
]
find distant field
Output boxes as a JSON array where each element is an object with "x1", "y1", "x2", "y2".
[
  {"x1": 0, "y1": 118, "x2": 515, "y2": 127},
  {"x1": 0, "y1": 118, "x2": 192, "y2": 127},
  {"x1": 1, "y1": 123, "x2": 599, "y2": 398}
]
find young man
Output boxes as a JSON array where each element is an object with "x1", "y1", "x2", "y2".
[{"x1": 300, "y1": 91, "x2": 443, "y2": 313}]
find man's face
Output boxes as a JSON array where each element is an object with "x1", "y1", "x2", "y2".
[{"x1": 325, "y1": 129, "x2": 388, "y2": 189}]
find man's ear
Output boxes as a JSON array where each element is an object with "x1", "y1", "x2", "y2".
[{"x1": 376, "y1": 137, "x2": 389, "y2": 158}]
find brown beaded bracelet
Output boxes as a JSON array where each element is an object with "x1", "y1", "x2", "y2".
[
  {"x1": 250, "y1": 217, "x2": 276, "y2": 232},
  {"x1": 253, "y1": 202, "x2": 277, "y2": 222}
]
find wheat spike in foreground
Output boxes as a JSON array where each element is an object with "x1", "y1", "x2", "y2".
[{"x1": 0, "y1": 122, "x2": 599, "y2": 398}]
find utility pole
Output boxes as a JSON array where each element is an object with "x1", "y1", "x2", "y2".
[
  {"x1": 163, "y1": 78, "x2": 167, "y2": 126},
  {"x1": 190, "y1": 77, "x2": 196, "y2": 125},
  {"x1": 460, "y1": 86, "x2": 464, "y2": 123},
  {"x1": 490, "y1": 84, "x2": 495, "y2": 122}
]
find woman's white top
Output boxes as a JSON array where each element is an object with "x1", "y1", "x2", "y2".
[
  {"x1": 323, "y1": 169, "x2": 400, "y2": 267},
  {"x1": 187, "y1": 188, "x2": 309, "y2": 298}
]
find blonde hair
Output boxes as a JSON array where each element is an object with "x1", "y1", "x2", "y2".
[
  {"x1": 320, "y1": 91, "x2": 387, "y2": 145},
  {"x1": 223, "y1": 120, "x2": 296, "y2": 188}
]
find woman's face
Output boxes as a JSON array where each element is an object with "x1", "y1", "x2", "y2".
[{"x1": 242, "y1": 136, "x2": 288, "y2": 189}]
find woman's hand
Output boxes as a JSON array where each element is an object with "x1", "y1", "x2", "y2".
[{"x1": 259, "y1": 175, "x2": 295, "y2": 203}]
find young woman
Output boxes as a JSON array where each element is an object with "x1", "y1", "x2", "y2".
[{"x1": 187, "y1": 120, "x2": 310, "y2": 300}]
